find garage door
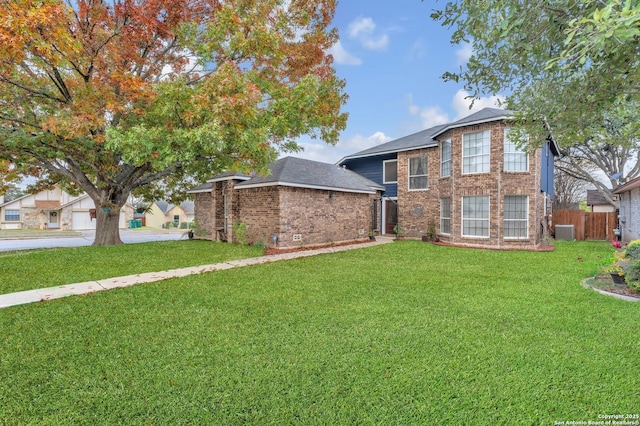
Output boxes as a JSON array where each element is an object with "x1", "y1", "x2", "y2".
[{"x1": 71, "y1": 211, "x2": 96, "y2": 230}]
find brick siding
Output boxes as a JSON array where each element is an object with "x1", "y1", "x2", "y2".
[{"x1": 396, "y1": 121, "x2": 547, "y2": 249}]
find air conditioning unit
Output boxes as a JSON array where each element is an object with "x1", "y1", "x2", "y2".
[{"x1": 555, "y1": 224, "x2": 575, "y2": 240}]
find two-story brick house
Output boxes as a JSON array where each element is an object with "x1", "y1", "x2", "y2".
[{"x1": 338, "y1": 108, "x2": 558, "y2": 249}]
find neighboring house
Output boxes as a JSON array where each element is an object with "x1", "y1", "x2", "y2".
[
  {"x1": 146, "y1": 200, "x2": 195, "y2": 228},
  {"x1": 188, "y1": 156, "x2": 384, "y2": 249},
  {"x1": 586, "y1": 189, "x2": 617, "y2": 212},
  {"x1": 0, "y1": 185, "x2": 133, "y2": 230},
  {"x1": 337, "y1": 107, "x2": 559, "y2": 249},
  {"x1": 613, "y1": 176, "x2": 640, "y2": 242}
]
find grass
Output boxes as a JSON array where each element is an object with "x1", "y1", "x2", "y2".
[
  {"x1": 0, "y1": 240, "x2": 264, "y2": 294},
  {"x1": 1, "y1": 240, "x2": 639, "y2": 424}
]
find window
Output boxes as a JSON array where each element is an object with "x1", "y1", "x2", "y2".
[
  {"x1": 409, "y1": 156, "x2": 428, "y2": 190},
  {"x1": 504, "y1": 128, "x2": 528, "y2": 172},
  {"x1": 441, "y1": 139, "x2": 451, "y2": 177},
  {"x1": 173, "y1": 214, "x2": 180, "y2": 224},
  {"x1": 462, "y1": 196, "x2": 490, "y2": 237},
  {"x1": 383, "y1": 160, "x2": 397, "y2": 183},
  {"x1": 463, "y1": 130, "x2": 490, "y2": 174},
  {"x1": 504, "y1": 196, "x2": 528, "y2": 239},
  {"x1": 440, "y1": 198, "x2": 451, "y2": 234},
  {"x1": 4, "y1": 209, "x2": 19, "y2": 222}
]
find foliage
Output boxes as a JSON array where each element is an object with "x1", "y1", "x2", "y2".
[
  {"x1": 424, "y1": 220, "x2": 437, "y2": 241},
  {"x1": 0, "y1": 0, "x2": 347, "y2": 246},
  {"x1": 3, "y1": 241, "x2": 639, "y2": 424},
  {"x1": 393, "y1": 223, "x2": 403, "y2": 236},
  {"x1": 232, "y1": 221, "x2": 248, "y2": 245},
  {"x1": 626, "y1": 259, "x2": 640, "y2": 291},
  {"x1": 431, "y1": 0, "x2": 640, "y2": 201},
  {"x1": 624, "y1": 240, "x2": 640, "y2": 260}
]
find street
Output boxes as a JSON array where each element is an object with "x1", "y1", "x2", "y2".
[{"x1": 0, "y1": 229, "x2": 187, "y2": 252}]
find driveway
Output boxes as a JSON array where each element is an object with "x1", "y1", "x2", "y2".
[{"x1": 0, "y1": 229, "x2": 187, "y2": 252}]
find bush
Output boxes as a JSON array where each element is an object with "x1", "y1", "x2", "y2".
[
  {"x1": 180, "y1": 222, "x2": 188, "y2": 229},
  {"x1": 625, "y1": 258, "x2": 640, "y2": 292},
  {"x1": 624, "y1": 240, "x2": 640, "y2": 260}
]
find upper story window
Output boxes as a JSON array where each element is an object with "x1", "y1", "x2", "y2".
[
  {"x1": 441, "y1": 139, "x2": 451, "y2": 177},
  {"x1": 409, "y1": 156, "x2": 428, "y2": 190},
  {"x1": 4, "y1": 209, "x2": 20, "y2": 222},
  {"x1": 504, "y1": 128, "x2": 529, "y2": 172},
  {"x1": 383, "y1": 159, "x2": 397, "y2": 184},
  {"x1": 463, "y1": 130, "x2": 490, "y2": 174}
]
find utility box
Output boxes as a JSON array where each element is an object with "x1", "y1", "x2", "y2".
[{"x1": 555, "y1": 224, "x2": 575, "y2": 240}]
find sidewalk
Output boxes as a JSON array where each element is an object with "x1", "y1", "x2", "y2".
[{"x1": 0, "y1": 237, "x2": 394, "y2": 309}]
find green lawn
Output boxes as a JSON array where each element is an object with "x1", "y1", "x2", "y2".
[
  {"x1": 0, "y1": 240, "x2": 264, "y2": 294},
  {"x1": 1, "y1": 240, "x2": 639, "y2": 424}
]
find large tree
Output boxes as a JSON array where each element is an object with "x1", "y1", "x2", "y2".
[
  {"x1": 431, "y1": 0, "x2": 640, "y2": 200},
  {"x1": 0, "y1": 0, "x2": 347, "y2": 245}
]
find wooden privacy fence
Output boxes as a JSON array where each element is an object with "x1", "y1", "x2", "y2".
[{"x1": 552, "y1": 209, "x2": 617, "y2": 241}]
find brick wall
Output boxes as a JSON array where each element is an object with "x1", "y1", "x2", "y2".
[
  {"x1": 396, "y1": 121, "x2": 545, "y2": 249},
  {"x1": 238, "y1": 186, "x2": 377, "y2": 249}
]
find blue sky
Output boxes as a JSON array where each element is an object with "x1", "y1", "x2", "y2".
[{"x1": 294, "y1": 1, "x2": 504, "y2": 164}]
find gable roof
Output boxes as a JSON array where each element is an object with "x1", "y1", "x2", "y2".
[
  {"x1": 154, "y1": 200, "x2": 195, "y2": 214},
  {"x1": 234, "y1": 156, "x2": 384, "y2": 194},
  {"x1": 586, "y1": 190, "x2": 613, "y2": 206},
  {"x1": 337, "y1": 107, "x2": 515, "y2": 164}
]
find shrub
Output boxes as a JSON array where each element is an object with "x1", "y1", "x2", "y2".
[
  {"x1": 625, "y1": 258, "x2": 640, "y2": 292},
  {"x1": 180, "y1": 222, "x2": 188, "y2": 229},
  {"x1": 232, "y1": 221, "x2": 248, "y2": 246},
  {"x1": 624, "y1": 240, "x2": 640, "y2": 260}
]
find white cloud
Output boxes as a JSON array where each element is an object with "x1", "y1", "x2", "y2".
[
  {"x1": 292, "y1": 132, "x2": 393, "y2": 164},
  {"x1": 456, "y1": 43, "x2": 473, "y2": 67},
  {"x1": 348, "y1": 17, "x2": 376, "y2": 38},
  {"x1": 451, "y1": 89, "x2": 506, "y2": 119},
  {"x1": 347, "y1": 17, "x2": 389, "y2": 52},
  {"x1": 327, "y1": 40, "x2": 362, "y2": 66},
  {"x1": 407, "y1": 93, "x2": 451, "y2": 129}
]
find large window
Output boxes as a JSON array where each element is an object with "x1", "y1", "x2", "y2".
[
  {"x1": 383, "y1": 159, "x2": 397, "y2": 184},
  {"x1": 440, "y1": 198, "x2": 451, "y2": 234},
  {"x1": 462, "y1": 196, "x2": 490, "y2": 237},
  {"x1": 441, "y1": 139, "x2": 451, "y2": 177},
  {"x1": 4, "y1": 209, "x2": 19, "y2": 222},
  {"x1": 409, "y1": 156, "x2": 428, "y2": 190},
  {"x1": 463, "y1": 130, "x2": 490, "y2": 174},
  {"x1": 504, "y1": 128, "x2": 528, "y2": 172},
  {"x1": 504, "y1": 196, "x2": 528, "y2": 239}
]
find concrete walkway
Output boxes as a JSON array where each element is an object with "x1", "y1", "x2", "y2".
[{"x1": 0, "y1": 237, "x2": 394, "y2": 309}]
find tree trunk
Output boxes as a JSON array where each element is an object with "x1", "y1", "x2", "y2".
[{"x1": 93, "y1": 206, "x2": 124, "y2": 246}]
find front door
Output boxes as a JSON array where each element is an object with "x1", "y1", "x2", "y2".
[
  {"x1": 48, "y1": 211, "x2": 60, "y2": 229},
  {"x1": 384, "y1": 199, "x2": 397, "y2": 234}
]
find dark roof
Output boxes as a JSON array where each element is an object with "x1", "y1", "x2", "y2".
[
  {"x1": 187, "y1": 182, "x2": 213, "y2": 194},
  {"x1": 614, "y1": 176, "x2": 640, "y2": 194},
  {"x1": 338, "y1": 124, "x2": 447, "y2": 161},
  {"x1": 235, "y1": 156, "x2": 384, "y2": 194},
  {"x1": 586, "y1": 190, "x2": 613, "y2": 206},
  {"x1": 338, "y1": 107, "x2": 514, "y2": 164},
  {"x1": 207, "y1": 171, "x2": 251, "y2": 182}
]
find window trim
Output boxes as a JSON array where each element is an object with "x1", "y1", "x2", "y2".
[
  {"x1": 461, "y1": 195, "x2": 490, "y2": 238},
  {"x1": 441, "y1": 139, "x2": 451, "y2": 178},
  {"x1": 503, "y1": 195, "x2": 529, "y2": 239},
  {"x1": 383, "y1": 159, "x2": 398, "y2": 184},
  {"x1": 503, "y1": 128, "x2": 529, "y2": 172},
  {"x1": 440, "y1": 197, "x2": 451, "y2": 235},
  {"x1": 4, "y1": 209, "x2": 20, "y2": 222},
  {"x1": 408, "y1": 155, "x2": 428, "y2": 191},
  {"x1": 462, "y1": 130, "x2": 491, "y2": 175}
]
